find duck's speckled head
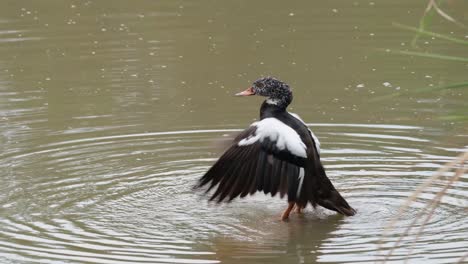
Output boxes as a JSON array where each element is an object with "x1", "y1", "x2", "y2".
[{"x1": 236, "y1": 77, "x2": 293, "y2": 108}]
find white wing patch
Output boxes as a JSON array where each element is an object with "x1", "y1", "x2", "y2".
[
  {"x1": 289, "y1": 112, "x2": 321, "y2": 154},
  {"x1": 297, "y1": 167, "x2": 305, "y2": 197},
  {"x1": 238, "y1": 118, "x2": 307, "y2": 158}
]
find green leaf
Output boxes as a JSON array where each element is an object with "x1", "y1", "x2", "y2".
[
  {"x1": 440, "y1": 115, "x2": 468, "y2": 121},
  {"x1": 383, "y1": 49, "x2": 468, "y2": 62},
  {"x1": 393, "y1": 22, "x2": 468, "y2": 45}
]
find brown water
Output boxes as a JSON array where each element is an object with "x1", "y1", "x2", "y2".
[{"x1": 1, "y1": 1, "x2": 467, "y2": 263}]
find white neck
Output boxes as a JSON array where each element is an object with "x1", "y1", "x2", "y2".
[{"x1": 266, "y1": 98, "x2": 280, "y2": 105}]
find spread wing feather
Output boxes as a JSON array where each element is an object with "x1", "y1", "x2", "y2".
[{"x1": 196, "y1": 125, "x2": 306, "y2": 203}]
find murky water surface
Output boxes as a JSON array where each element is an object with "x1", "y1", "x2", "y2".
[{"x1": 1, "y1": 1, "x2": 467, "y2": 263}]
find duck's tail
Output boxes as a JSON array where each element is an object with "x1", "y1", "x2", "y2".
[
  {"x1": 316, "y1": 187, "x2": 356, "y2": 216},
  {"x1": 302, "y1": 159, "x2": 356, "y2": 216}
]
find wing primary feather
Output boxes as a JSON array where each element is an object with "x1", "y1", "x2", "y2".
[
  {"x1": 240, "y1": 145, "x2": 260, "y2": 197},
  {"x1": 269, "y1": 158, "x2": 283, "y2": 196},
  {"x1": 227, "y1": 146, "x2": 257, "y2": 201},
  {"x1": 262, "y1": 155, "x2": 273, "y2": 194},
  {"x1": 208, "y1": 167, "x2": 234, "y2": 202},
  {"x1": 198, "y1": 146, "x2": 238, "y2": 191},
  {"x1": 209, "y1": 146, "x2": 250, "y2": 202},
  {"x1": 287, "y1": 165, "x2": 299, "y2": 202},
  {"x1": 255, "y1": 151, "x2": 267, "y2": 193},
  {"x1": 240, "y1": 144, "x2": 260, "y2": 197},
  {"x1": 278, "y1": 162, "x2": 289, "y2": 198},
  {"x1": 244, "y1": 146, "x2": 261, "y2": 196}
]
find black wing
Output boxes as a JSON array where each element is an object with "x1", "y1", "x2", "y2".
[
  {"x1": 196, "y1": 125, "x2": 307, "y2": 203},
  {"x1": 196, "y1": 117, "x2": 356, "y2": 216}
]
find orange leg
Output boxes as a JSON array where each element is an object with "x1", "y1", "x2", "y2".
[
  {"x1": 281, "y1": 202, "x2": 295, "y2": 221},
  {"x1": 294, "y1": 204, "x2": 304, "y2": 214}
]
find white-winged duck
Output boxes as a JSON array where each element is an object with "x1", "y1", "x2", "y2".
[{"x1": 196, "y1": 77, "x2": 356, "y2": 220}]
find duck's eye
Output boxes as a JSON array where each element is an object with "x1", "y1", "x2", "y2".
[{"x1": 256, "y1": 83, "x2": 265, "y2": 89}]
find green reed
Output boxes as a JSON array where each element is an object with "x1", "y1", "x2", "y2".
[
  {"x1": 377, "y1": 0, "x2": 467, "y2": 120},
  {"x1": 379, "y1": 2, "x2": 467, "y2": 263}
]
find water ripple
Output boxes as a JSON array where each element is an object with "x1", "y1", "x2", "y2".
[{"x1": 0, "y1": 124, "x2": 466, "y2": 263}]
